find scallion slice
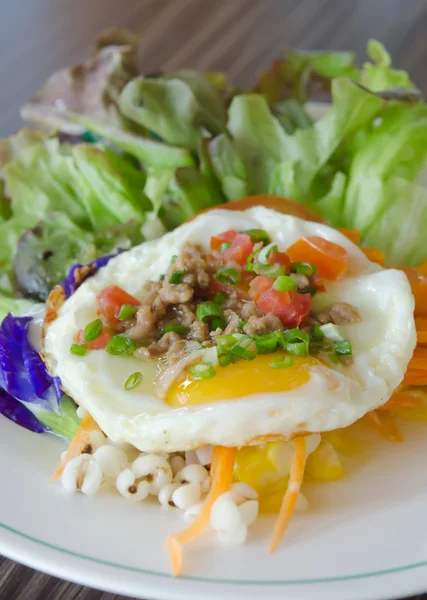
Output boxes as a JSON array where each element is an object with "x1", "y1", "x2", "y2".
[
  {"x1": 254, "y1": 262, "x2": 285, "y2": 278},
  {"x1": 280, "y1": 328, "x2": 310, "y2": 356},
  {"x1": 245, "y1": 251, "x2": 259, "y2": 272},
  {"x1": 196, "y1": 301, "x2": 223, "y2": 322},
  {"x1": 70, "y1": 343, "x2": 87, "y2": 356},
  {"x1": 169, "y1": 270, "x2": 187, "y2": 284},
  {"x1": 242, "y1": 229, "x2": 271, "y2": 245},
  {"x1": 213, "y1": 292, "x2": 227, "y2": 305},
  {"x1": 163, "y1": 324, "x2": 187, "y2": 335},
  {"x1": 310, "y1": 325, "x2": 325, "y2": 341},
  {"x1": 255, "y1": 332, "x2": 280, "y2": 354},
  {"x1": 125, "y1": 372, "x2": 143, "y2": 390},
  {"x1": 189, "y1": 363, "x2": 216, "y2": 380},
  {"x1": 105, "y1": 334, "x2": 136, "y2": 357},
  {"x1": 84, "y1": 319, "x2": 103, "y2": 343},
  {"x1": 118, "y1": 304, "x2": 138, "y2": 321},
  {"x1": 270, "y1": 355, "x2": 293, "y2": 369},
  {"x1": 290, "y1": 262, "x2": 318, "y2": 277},
  {"x1": 219, "y1": 242, "x2": 232, "y2": 252},
  {"x1": 272, "y1": 275, "x2": 297, "y2": 292},
  {"x1": 211, "y1": 317, "x2": 226, "y2": 331},
  {"x1": 319, "y1": 323, "x2": 344, "y2": 341},
  {"x1": 229, "y1": 336, "x2": 256, "y2": 360},
  {"x1": 215, "y1": 268, "x2": 240, "y2": 286},
  {"x1": 334, "y1": 340, "x2": 353, "y2": 356}
]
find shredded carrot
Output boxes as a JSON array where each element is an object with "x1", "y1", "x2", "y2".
[
  {"x1": 415, "y1": 317, "x2": 427, "y2": 344},
  {"x1": 366, "y1": 410, "x2": 402, "y2": 443},
  {"x1": 403, "y1": 371, "x2": 427, "y2": 386},
  {"x1": 406, "y1": 347, "x2": 427, "y2": 371},
  {"x1": 361, "y1": 247, "x2": 385, "y2": 265},
  {"x1": 165, "y1": 446, "x2": 236, "y2": 576},
  {"x1": 417, "y1": 261, "x2": 427, "y2": 277},
  {"x1": 51, "y1": 414, "x2": 98, "y2": 481},
  {"x1": 379, "y1": 392, "x2": 423, "y2": 411},
  {"x1": 269, "y1": 436, "x2": 307, "y2": 554},
  {"x1": 338, "y1": 228, "x2": 361, "y2": 245}
]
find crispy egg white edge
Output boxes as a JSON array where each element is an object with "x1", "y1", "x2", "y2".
[{"x1": 43, "y1": 207, "x2": 416, "y2": 452}]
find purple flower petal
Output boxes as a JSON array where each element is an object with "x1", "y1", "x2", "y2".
[
  {"x1": 62, "y1": 251, "x2": 121, "y2": 298},
  {"x1": 0, "y1": 388, "x2": 45, "y2": 433}
]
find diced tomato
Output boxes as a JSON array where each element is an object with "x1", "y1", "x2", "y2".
[
  {"x1": 287, "y1": 236, "x2": 348, "y2": 280},
  {"x1": 223, "y1": 233, "x2": 254, "y2": 265},
  {"x1": 77, "y1": 327, "x2": 112, "y2": 350},
  {"x1": 338, "y1": 228, "x2": 361, "y2": 245},
  {"x1": 97, "y1": 285, "x2": 140, "y2": 327},
  {"x1": 210, "y1": 230, "x2": 237, "y2": 251},
  {"x1": 267, "y1": 249, "x2": 291, "y2": 268},
  {"x1": 361, "y1": 247, "x2": 385, "y2": 265},
  {"x1": 256, "y1": 288, "x2": 311, "y2": 328},
  {"x1": 248, "y1": 275, "x2": 273, "y2": 300}
]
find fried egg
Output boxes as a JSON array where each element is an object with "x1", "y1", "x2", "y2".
[{"x1": 43, "y1": 207, "x2": 416, "y2": 452}]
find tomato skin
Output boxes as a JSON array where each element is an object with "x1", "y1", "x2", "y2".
[
  {"x1": 223, "y1": 233, "x2": 254, "y2": 265},
  {"x1": 210, "y1": 230, "x2": 237, "y2": 250},
  {"x1": 209, "y1": 278, "x2": 251, "y2": 301},
  {"x1": 287, "y1": 236, "x2": 348, "y2": 280},
  {"x1": 267, "y1": 250, "x2": 291, "y2": 268},
  {"x1": 249, "y1": 276, "x2": 273, "y2": 300},
  {"x1": 77, "y1": 327, "x2": 112, "y2": 350},
  {"x1": 256, "y1": 288, "x2": 311, "y2": 327},
  {"x1": 97, "y1": 285, "x2": 140, "y2": 326}
]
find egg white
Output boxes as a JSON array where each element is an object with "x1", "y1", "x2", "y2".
[{"x1": 43, "y1": 207, "x2": 416, "y2": 452}]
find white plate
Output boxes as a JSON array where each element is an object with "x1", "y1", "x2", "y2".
[{"x1": 2, "y1": 412, "x2": 427, "y2": 600}]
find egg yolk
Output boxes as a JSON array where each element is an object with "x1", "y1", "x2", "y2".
[{"x1": 166, "y1": 353, "x2": 320, "y2": 407}]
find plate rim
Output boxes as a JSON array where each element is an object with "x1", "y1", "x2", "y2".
[{"x1": 2, "y1": 519, "x2": 427, "y2": 587}]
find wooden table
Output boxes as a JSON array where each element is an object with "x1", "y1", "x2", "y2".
[{"x1": 1, "y1": 0, "x2": 427, "y2": 598}]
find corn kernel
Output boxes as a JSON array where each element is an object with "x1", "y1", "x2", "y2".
[{"x1": 306, "y1": 441, "x2": 344, "y2": 481}]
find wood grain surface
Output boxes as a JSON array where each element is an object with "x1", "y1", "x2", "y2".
[{"x1": 1, "y1": 0, "x2": 427, "y2": 598}]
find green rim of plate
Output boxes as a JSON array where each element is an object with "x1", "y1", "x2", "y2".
[{"x1": 1, "y1": 520, "x2": 427, "y2": 585}]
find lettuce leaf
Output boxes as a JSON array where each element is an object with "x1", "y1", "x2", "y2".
[
  {"x1": 20, "y1": 28, "x2": 139, "y2": 132},
  {"x1": 119, "y1": 71, "x2": 227, "y2": 149}
]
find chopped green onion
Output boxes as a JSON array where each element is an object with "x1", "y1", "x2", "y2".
[
  {"x1": 230, "y1": 336, "x2": 257, "y2": 360},
  {"x1": 213, "y1": 292, "x2": 227, "y2": 305},
  {"x1": 334, "y1": 340, "x2": 353, "y2": 356},
  {"x1": 245, "y1": 251, "x2": 259, "y2": 272},
  {"x1": 272, "y1": 275, "x2": 297, "y2": 292},
  {"x1": 255, "y1": 332, "x2": 280, "y2": 354},
  {"x1": 118, "y1": 304, "x2": 138, "y2": 321},
  {"x1": 170, "y1": 255, "x2": 177, "y2": 264},
  {"x1": 242, "y1": 229, "x2": 271, "y2": 245},
  {"x1": 321, "y1": 339, "x2": 334, "y2": 352},
  {"x1": 310, "y1": 325, "x2": 325, "y2": 341},
  {"x1": 291, "y1": 262, "x2": 318, "y2": 277},
  {"x1": 309, "y1": 341, "x2": 323, "y2": 354},
  {"x1": 280, "y1": 328, "x2": 310, "y2": 356},
  {"x1": 319, "y1": 323, "x2": 344, "y2": 341},
  {"x1": 159, "y1": 274, "x2": 165, "y2": 281},
  {"x1": 265, "y1": 244, "x2": 278, "y2": 259},
  {"x1": 215, "y1": 332, "x2": 247, "y2": 347},
  {"x1": 328, "y1": 352, "x2": 342, "y2": 365},
  {"x1": 125, "y1": 372, "x2": 143, "y2": 390},
  {"x1": 70, "y1": 343, "x2": 87, "y2": 356},
  {"x1": 169, "y1": 270, "x2": 187, "y2": 284},
  {"x1": 196, "y1": 301, "x2": 223, "y2": 322},
  {"x1": 105, "y1": 334, "x2": 136, "y2": 357},
  {"x1": 219, "y1": 242, "x2": 232, "y2": 252},
  {"x1": 189, "y1": 363, "x2": 216, "y2": 380},
  {"x1": 215, "y1": 268, "x2": 240, "y2": 286},
  {"x1": 219, "y1": 354, "x2": 234, "y2": 367},
  {"x1": 163, "y1": 324, "x2": 187, "y2": 335},
  {"x1": 310, "y1": 292, "x2": 338, "y2": 313},
  {"x1": 84, "y1": 319, "x2": 103, "y2": 343},
  {"x1": 211, "y1": 317, "x2": 226, "y2": 331},
  {"x1": 270, "y1": 355, "x2": 293, "y2": 369},
  {"x1": 253, "y1": 263, "x2": 286, "y2": 278}
]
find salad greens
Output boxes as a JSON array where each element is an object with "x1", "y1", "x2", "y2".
[{"x1": 0, "y1": 31, "x2": 425, "y2": 310}]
